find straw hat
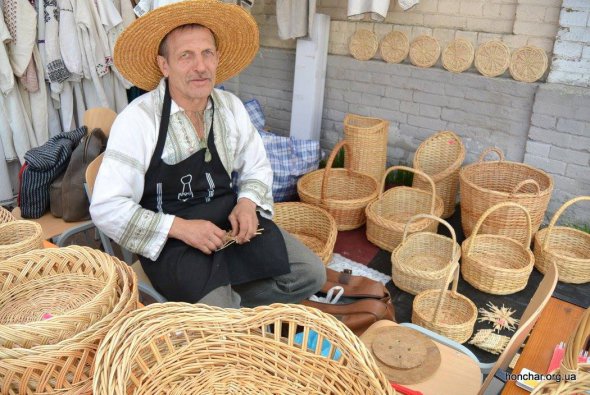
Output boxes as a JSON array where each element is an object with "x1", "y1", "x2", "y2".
[{"x1": 114, "y1": 0, "x2": 259, "y2": 91}]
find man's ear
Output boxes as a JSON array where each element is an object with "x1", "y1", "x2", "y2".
[{"x1": 157, "y1": 55, "x2": 169, "y2": 77}]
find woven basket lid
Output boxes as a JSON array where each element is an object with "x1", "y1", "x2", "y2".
[
  {"x1": 349, "y1": 29, "x2": 378, "y2": 61},
  {"x1": 442, "y1": 39, "x2": 474, "y2": 73},
  {"x1": 509, "y1": 45, "x2": 548, "y2": 83},
  {"x1": 475, "y1": 40, "x2": 510, "y2": 77},
  {"x1": 379, "y1": 31, "x2": 409, "y2": 64},
  {"x1": 409, "y1": 35, "x2": 441, "y2": 68}
]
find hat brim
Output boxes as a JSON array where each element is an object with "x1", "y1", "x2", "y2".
[{"x1": 114, "y1": 0, "x2": 259, "y2": 91}]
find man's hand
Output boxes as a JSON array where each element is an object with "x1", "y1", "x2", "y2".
[
  {"x1": 168, "y1": 217, "x2": 226, "y2": 255},
  {"x1": 228, "y1": 198, "x2": 258, "y2": 244}
]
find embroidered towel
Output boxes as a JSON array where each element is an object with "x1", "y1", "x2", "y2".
[
  {"x1": 276, "y1": 0, "x2": 316, "y2": 40},
  {"x1": 347, "y1": 0, "x2": 390, "y2": 22}
]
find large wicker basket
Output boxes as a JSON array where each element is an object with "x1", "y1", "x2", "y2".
[
  {"x1": 298, "y1": 141, "x2": 379, "y2": 230},
  {"x1": 392, "y1": 214, "x2": 460, "y2": 295},
  {"x1": 274, "y1": 202, "x2": 338, "y2": 265},
  {"x1": 0, "y1": 220, "x2": 43, "y2": 261},
  {"x1": 412, "y1": 263, "x2": 477, "y2": 344},
  {"x1": 93, "y1": 303, "x2": 395, "y2": 395},
  {"x1": 0, "y1": 246, "x2": 138, "y2": 394},
  {"x1": 365, "y1": 166, "x2": 444, "y2": 251},
  {"x1": 461, "y1": 202, "x2": 535, "y2": 295},
  {"x1": 460, "y1": 147, "x2": 553, "y2": 243},
  {"x1": 413, "y1": 131, "x2": 465, "y2": 218},
  {"x1": 343, "y1": 113, "x2": 389, "y2": 183},
  {"x1": 534, "y1": 196, "x2": 590, "y2": 284},
  {"x1": 0, "y1": 206, "x2": 15, "y2": 223}
]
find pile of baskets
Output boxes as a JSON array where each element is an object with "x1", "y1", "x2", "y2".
[{"x1": 0, "y1": 246, "x2": 138, "y2": 394}]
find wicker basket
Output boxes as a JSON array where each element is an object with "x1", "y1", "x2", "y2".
[
  {"x1": 297, "y1": 141, "x2": 379, "y2": 231},
  {"x1": 0, "y1": 206, "x2": 15, "y2": 223},
  {"x1": 274, "y1": 202, "x2": 338, "y2": 265},
  {"x1": 413, "y1": 131, "x2": 466, "y2": 218},
  {"x1": 366, "y1": 166, "x2": 444, "y2": 252},
  {"x1": 461, "y1": 202, "x2": 535, "y2": 295},
  {"x1": 343, "y1": 113, "x2": 389, "y2": 183},
  {"x1": 0, "y1": 220, "x2": 43, "y2": 261},
  {"x1": 532, "y1": 306, "x2": 590, "y2": 394},
  {"x1": 459, "y1": 147, "x2": 553, "y2": 244},
  {"x1": 412, "y1": 263, "x2": 477, "y2": 344},
  {"x1": 93, "y1": 303, "x2": 395, "y2": 395},
  {"x1": 392, "y1": 214, "x2": 460, "y2": 295},
  {"x1": 534, "y1": 196, "x2": 590, "y2": 284},
  {"x1": 0, "y1": 246, "x2": 138, "y2": 395}
]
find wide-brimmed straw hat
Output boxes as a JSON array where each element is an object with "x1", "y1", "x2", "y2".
[{"x1": 114, "y1": 0, "x2": 259, "y2": 91}]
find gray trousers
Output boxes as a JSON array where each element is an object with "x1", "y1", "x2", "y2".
[{"x1": 198, "y1": 227, "x2": 326, "y2": 308}]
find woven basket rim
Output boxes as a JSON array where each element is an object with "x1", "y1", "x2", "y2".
[
  {"x1": 298, "y1": 169, "x2": 379, "y2": 204},
  {"x1": 413, "y1": 290, "x2": 477, "y2": 327},
  {"x1": 393, "y1": 238, "x2": 459, "y2": 277},
  {"x1": 414, "y1": 131, "x2": 466, "y2": 180},
  {"x1": 462, "y1": 235, "x2": 535, "y2": 273},
  {"x1": 0, "y1": 220, "x2": 43, "y2": 247},
  {"x1": 534, "y1": 227, "x2": 590, "y2": 261}
]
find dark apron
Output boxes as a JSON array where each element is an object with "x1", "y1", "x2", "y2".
[{"x1": 139, "y1": 81, "x2": 290, "y2": 303}]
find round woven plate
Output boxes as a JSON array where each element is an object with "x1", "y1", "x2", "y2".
[
  {"x1": 409, "y1": 35, "x2": 440, "y2": 68},
  {"x1": 349, "y1": 29, "x2": 378, "y2": 61},
  {"x1": 442, "y1": 39, "x2": 474, "y2": 73},
  {"x1": 379, "y1": 31, "x2": 409, "y2": 64},
  {"x1": 475, "y1": 40, "x2": 510, "y2": 77},
  {"x1": 509, "y1": 45, "x2": 548, "y2": 83}
]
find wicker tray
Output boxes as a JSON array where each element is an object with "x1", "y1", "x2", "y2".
[
  {"x1": 380, "y1": 31, "x2": 409, "y2": 64},
  {"x1": 509, "y1": 45, "x2": 548, "y2": 83},
  {"x1": 93, "y1": 303, "x2": 395, "y2": 395},
  {"x1": 442, "y1": 39, "x2": 474, "y2": 73},
  {"x1": 350, "y1": 29, "x2": 378, "y2": 61},
  {"x1": 0, "y1": 220, "x2": 43, "y2": 261},
  {"x1": 274, "y1": 202, "x2": 337, "y2": 265},
  {"x1": 409, "y1": 35, "x2": 440, "y2": 68},
  {"x1": 475, "y1": 40, "x2": 510, "y2": 77},
  {"x1": 534, "y1": 196, "x2": 590, "y2": 284}
]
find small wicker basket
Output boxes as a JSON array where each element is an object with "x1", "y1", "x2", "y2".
[
  {"x1": 0, "y1": 206, "x2": 15, "y2": 223},
  {"x1": 534, "y1": 196, "x2": 590, "y2": 284},
  {"x1": 412, "y1": 263, "x2": 477, "y2": 344},
  {"x1": 0, "y1": 220, "x2": 43, "y2": 261},
  {"x1": 93, "y1": 303, "x2": 395, "y2": 395},
  {"x1": 459, "y1": 147, "x2": 553, "y2": 244},
  {"x1": 365, "y1": 165, "x2": 444, "y2": 252},
  {"x1": 297, "y1": 141, "x2": 379, "y2": 231},
  {"x1": 274, "y1": 202, "x2": 338, "y2": 265},
  {"x1": 392, "y1": 214, "x2": 460, "y2": 295},
  {"x1": 413, "y1": 131, "x2": 465, "y2": 218},
  {"x1": 461, "y1": 202, "x2": 535, "y2": 295}
]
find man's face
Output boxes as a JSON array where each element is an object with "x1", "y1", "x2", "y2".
[{"x1": 157, "y1": 26, "x2": 219, "y2": 108}]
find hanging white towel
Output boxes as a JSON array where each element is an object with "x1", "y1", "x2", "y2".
[
  {"x1": 1, "y1": 0, "x2": 37, "y2": 76},
  {"x1": 276, "y1": 0, "x2": 316, "y2": 40},
  {"x1": 398, "y1": 0, "x2": 419, "y2": 11},
  {"x1": 347, "y1": 0, "x2": 390, "y2": 22}
]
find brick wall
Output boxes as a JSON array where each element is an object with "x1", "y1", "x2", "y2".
[{"x1": 548, "y1": 0, "x2": 590, "y2": 87}]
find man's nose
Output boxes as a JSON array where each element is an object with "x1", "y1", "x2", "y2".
[{"x1": 192, "y1": 55, "x2": 207, "y2": 73}]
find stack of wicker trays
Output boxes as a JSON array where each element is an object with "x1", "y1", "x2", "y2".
[{"x1": 0, "y1": 246, "x2": 138, "y2": 394}]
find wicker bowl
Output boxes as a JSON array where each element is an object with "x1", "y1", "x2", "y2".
[
  {"x1": 534, "y1": 196, "x2": 590, "y2": 284},
  {"x1": 298, "y1": 141, "x2": 379, "y2": 231},
  {"x1": 0, "y1": 206, "x2": 15, "y2": 223},
  {"x1": 93, "y1": 303, "x2": 395, "y2": 395},
  {"x1": 0, "y1": 220, "x2": 43, "y2": 261},
  {"x1": 274, "y1": 202, "x2": 338, "y2": 265}
]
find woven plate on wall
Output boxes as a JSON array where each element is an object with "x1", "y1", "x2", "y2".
[
  {"x1": 442, "y1": 39, "x2": 474, "y2": 73},
  {"x1": 475, "y1": 40, "x2": 510, "y2": 77},
  {"x1": 409, "y1": 36, "x2": 440, "y2": 68},
  {"x1": 380, "y1": 31, "x2": 409, "y2": 64},
  {"x1": 349, "y1": 30, "x2": 378, "y2": 61},
  {"x1": 509, "y1": 46, "x2": 548, "y2": 83}
]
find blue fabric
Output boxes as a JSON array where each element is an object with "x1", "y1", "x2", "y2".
[
  {"x1": 294, "y1": 330, "x2": 342, "y2": 360},
  {"x1": 244, "y1": 98, "x2": 266, "y2": 131}
]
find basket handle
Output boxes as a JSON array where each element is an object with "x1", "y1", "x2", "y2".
[
  {"x1": 431, "y1": 262, "x2": 460, "y2": 325},
  {"x1": 478, "y1": 147, "x2": 505, "y2": 163},
  {"x1": 401, "y1": 214, "x2": 459, "y2": 264},
  {"x1": 320, "y1": 141, "x2": 352, "y2": 202},
  {"x1": 542, "y1": 196, "x2": 590, "y2": 251},
  {"x1": 465, "y1": 202, "x2": 532, "y2": 256},
  {"x1": 511, "y1": 179, "x2": 541, "y2": 195},
  {"x1": 379, "y1": 165, "x2": 437, "y2": 214}
]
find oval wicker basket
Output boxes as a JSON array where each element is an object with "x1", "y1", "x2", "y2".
[
  {"x1": 412, "y1": 263, "x2": 477, "y2": 344},
  {"x1": 366, "y1": 165, "x2": 444, "y2": 252},
  {"x1": 274, "y1": 202, "x2": 338, "y2": 265},
  {"x1": 459, "y1": 147, "x2": 553, "y2": 244},
  {"x1": 392, "y1": 214, "x2": 460, "y2": 295},
  {"x1": 0, "y1": 206, "x2": 15, "y2": 223},
  {"x1": 0, "y1": 220, "x2": 43, "y2": 261},
  {"x1": 0, "y1": 246, "x2": 138, "y2": 395},
  {"x1": 413, "y1": 131, "x2": 465, "y2": 218},
  {"x1": 297, "y1": 141, "x2": 379, "y2": 231},
  {"x1": 93, "y1": 303, "x2": 395, "y2": 395},
  {"x1": 534, "y1": 196, "x2": 590, "y2": 284},
  {"x1": 343, "y1": 113, "x2": 389, "y2": 183},
  {"x1": 461, "y1": 202, "x2": 535, "y2": 295}
]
